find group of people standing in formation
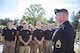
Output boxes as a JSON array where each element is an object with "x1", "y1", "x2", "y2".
[
  {"x1": 2, "y1": 19, "x2": 55, "y2": 53},
  {"x1": 0, "y1": 8, "x2": 76, "y2": 53}
]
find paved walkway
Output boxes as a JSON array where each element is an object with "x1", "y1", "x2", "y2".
[
  {"x1": 74, "y1": 42, "x2": 80, "y2": 53},
  {"x1": 0, "y1": 43, "x2": 80, "y2": 53},
  {"x1": 0, "y1": 44, "x2": 3, "y2": 53}
]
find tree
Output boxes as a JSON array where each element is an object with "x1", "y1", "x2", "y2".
[
  {"x1": 48, "y1": 16, "x2": 55, "y2": 23},
  {"x1": 70, "y1": 11, "x2": 75, "y2": 22},
  {"x1": 71, "y1": 11, "x2": 80, "y2": 31},
  {"x1": 78, "y1": 21, "x2": 80, "y2": 31},
  {"x1": 0, "y1": 19, "x2": 2, "y2": 25},
  {"x1": 0, "y1": 18, "x2": 10, "y2": 26},
  {"x1": 23, "y1": 4, "x2": 48, "y2": 26},
  {"x1": 14, "y1": 19, "x2": 19, "y2": 25}
]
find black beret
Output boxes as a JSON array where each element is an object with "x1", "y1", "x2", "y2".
[{"x1": 54, "y1": 9, "x2": 68, "y2": 14}]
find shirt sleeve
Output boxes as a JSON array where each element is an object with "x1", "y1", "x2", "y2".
[
  {"x1": 17, "y1": 26, "x2": 19, "y2": 31},
  {"x1": 14, "y1": 29, "x2": 17, "y2": 36},
  {"x1": 44, "y1": 30, "x2": 46, "y2": 38},
  {"x1": 19, "y1": 30, "x2": 22, "y2": 36},
  {"x1": 2, "y1": 28, "x2": 5, "y2": 36},
  {"x1": 32, "y1": 30, "x2": 36, "y2": 37},
  {"x1": 43, "y1": 31, "x2": 45, "y2": 37},
  {"x1": 29, "y1": 30, "x2": 32, "y2": 35}
]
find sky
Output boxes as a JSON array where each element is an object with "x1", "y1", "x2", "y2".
[{"x1": 0, "y1": 0, "x2": 80, "y2": 20}]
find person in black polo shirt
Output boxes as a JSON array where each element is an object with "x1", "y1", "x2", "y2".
[
  {"x1": 2, "y1": 20, "x2": 17, "y2": 53},
  {"x1": 44, "y1": 23, "x2": 54, "y2": 53},
  {"x1": 16, "y1": 19, "x2": 26, "y2": 53},
  {"x1": 19, "y1": 22, "x2": 32, "y2": 53},
  {"x1": 33, "y1": 21, "x2": 45, "y2": 53}
]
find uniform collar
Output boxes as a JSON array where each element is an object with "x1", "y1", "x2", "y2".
[
  {"x1": 59, "y1": 21, "x2": 69, "y2": 29},
  {"x1": 60, "y1": 21, "x2": 69, "y2": 26},
  {"x1": 7, "y1": 27, "x2": 13, "y2": 30}
]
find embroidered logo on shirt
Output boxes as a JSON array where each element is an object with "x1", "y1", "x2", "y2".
[
  {"x1": 27, "y1": 31, "x2": 29, "y2": 34},
  {"x1": 12, "y1": 32, "x2": 14, "y2": 35}
]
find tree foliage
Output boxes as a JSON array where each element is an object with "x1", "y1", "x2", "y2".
[
  {"x1": 0, "y1": 18, "x2": 9, "y2": 26},
  {"x1": 22, "y1": 4, "x2": 48, "y2": 26},
  {"x1": 48, "y1": 17, "x2": 55, "y2": 23},
  {"x1": 14, "y1": 19, "x2": 19, "y2": 25},
  {"x1": 71, "y1": 11, "x2": 80, "y2": 31},
  {"x1": 0, "y1": 18, "x2": 19, "y2": 26}
]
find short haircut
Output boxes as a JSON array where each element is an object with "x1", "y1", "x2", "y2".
[{"x1": 7, "y1": 20, "x2": 13, "y2": 23}]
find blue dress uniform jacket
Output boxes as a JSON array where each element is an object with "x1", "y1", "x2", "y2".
[{"x1": 52, "y1": 21, "x2": 75, "y2": 53}]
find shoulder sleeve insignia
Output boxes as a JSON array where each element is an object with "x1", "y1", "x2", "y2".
[{"x1": 55, "y1": 39, "x2": 61, "y2": 48}]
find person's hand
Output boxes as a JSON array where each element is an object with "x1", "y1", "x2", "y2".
[
  {"x1": 24, "y1": 42, "x2": 26, "y2": 46},
  {"x1": 13, "y1": 42, "x2": 16, "y2": 48},
  {"x1": 13, "y1": 44, "x2": 15, "y2": 48},
  {"x1": 39, "y1": 41, "x2": 42, "y2": 45},
  {"x1": 43, "y1": 39, "x2": 46, "y2": 42},
  {"x1": 25, "y1": 43, "x2": 28, "y2": 46},
  {"x1": 24, "y1": 42, "x2": 28, "y2": 46}
]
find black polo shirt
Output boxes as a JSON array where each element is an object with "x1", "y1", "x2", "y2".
[
  {"x1": 16, "y1": 26, "x2": 23, "y2": 40},
  {"x1": 33, "y1": 29, "x2": 44, "y2": 41},
  {"x1": 2, "y1": 27, "x2": 16, "y2": 41},
  {"x1": 17, "y1": 26, "x2": 23, "y2": 32},
  {"x1": 45, "y1": 29, "x2": 53, "y2": 40},
  {"x1": 19, "y1": 29, "x2": 31, "y2": 46}
]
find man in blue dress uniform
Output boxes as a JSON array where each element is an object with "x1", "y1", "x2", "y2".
[{"x1": 52, "y1": 9, "x2": 75, "y2": 53}]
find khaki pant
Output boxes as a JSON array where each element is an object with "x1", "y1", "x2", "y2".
[
  {"x1": 0, "y1": 33, "x2": 1, "y2": 41},
  {"x1": 45, "y1": 40, "x2": 52, "y2": 53},
  {"x1": 30, "y1": 41, "x2": 35, "y2": 53},
  {"x1": 16, "y1": 40, "x2": 20, "y2": 53},
  {"x1": 19, "y1": 46, "x2": 30, "y2": 53},
  {"x1": 34, "y1": 41, "x2": 43, "y2": 53},
  {"x1": 43, "y1": 41, "x2": 46, "y2": 53},
  {"x1": 3, "y1": 41, "x2": 14, "y2": 53}
]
